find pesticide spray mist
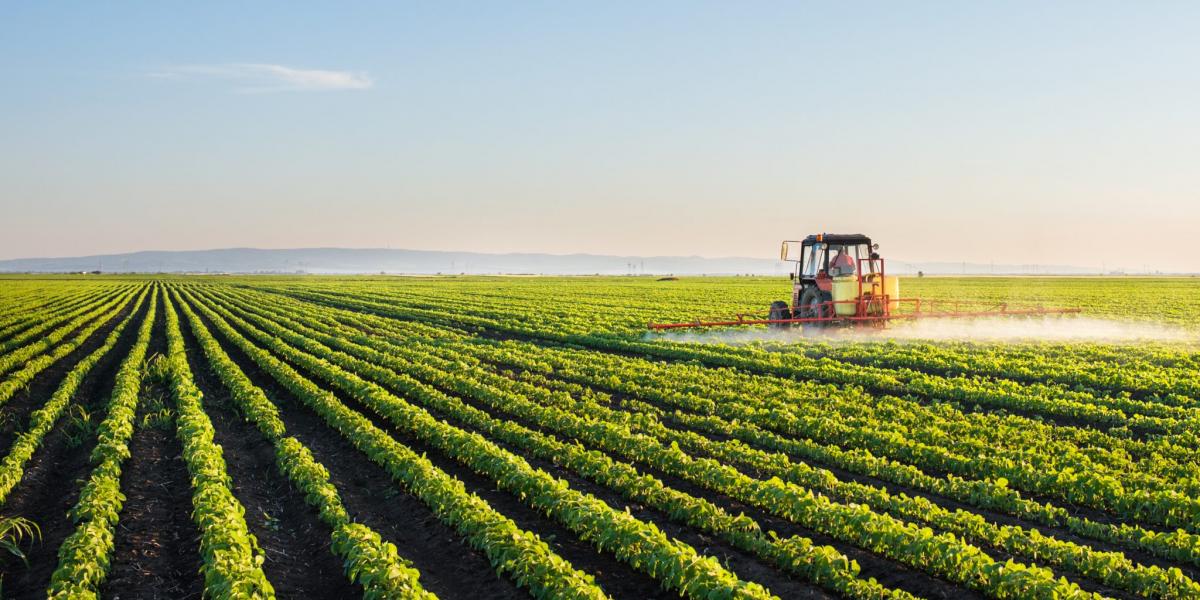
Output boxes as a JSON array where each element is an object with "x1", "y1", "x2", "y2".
[{"x1": 645, "y1": 316, "x2": 1198, "y2": 345}]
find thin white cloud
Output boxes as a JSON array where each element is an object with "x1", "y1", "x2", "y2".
[{"x1": 152, "y1": 63, "x2": 373, "y2": 92}]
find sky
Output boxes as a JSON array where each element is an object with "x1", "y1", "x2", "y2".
[{"x1": 2, "y1": 2, "x2": 1198, "y2": 272}]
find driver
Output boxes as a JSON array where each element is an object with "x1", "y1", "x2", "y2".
[{"x1": 830, "y1": 250, "x2": 856, "y2": 277}]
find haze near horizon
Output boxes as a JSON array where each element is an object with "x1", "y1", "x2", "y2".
[{"x1": 2, "y1": 2, "x2": 1198, "y2": 272}]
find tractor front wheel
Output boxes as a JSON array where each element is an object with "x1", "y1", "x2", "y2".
[
  {"x1": 800, "y1": 288, "x2": 833, "y2": 327},
  {"x1": 768, "y1": 301, "x2": 791, "y2": 329}
]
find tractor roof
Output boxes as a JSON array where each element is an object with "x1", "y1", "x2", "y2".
[{"x1": 803, "y1": 233, "x2": 872, "y2": 245}]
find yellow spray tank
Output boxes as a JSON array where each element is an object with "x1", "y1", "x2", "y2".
[
  {"x1": 832, "y1": 272, "x2": 900, "y2": 316},
  {"x1": 831, "y1": 275, "x2": 860, "y2": 316},
  {"x1": 864, "y1": 273, "x2": 900, "y2": 314}
]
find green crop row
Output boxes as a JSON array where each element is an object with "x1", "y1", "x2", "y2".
[
  {"x1": 0, "y1": 288, "x2": 140, "y2": 403},
  {"x1": 178, "y1": 287, "x2": 610, "y2": 600},
  {"x1": 0, "y1": 285, "x2": 129, "y2": 358},
  {"x1": 198, "y1": 285, "x2": 911, "y2": 600},
  {"x1": 219, "y1": 283, "x2": 1200, "y2": 595},
  {"x1": 273, "y1": 285, "x2": 1200, "y2": 530},
  {"x1": 181, "y1": 287, "x2": 779, "y2": 600},
  {"x1": 0, "y1": 286, "x2": 118, "y2": 344},
  {"x1": 243, "y1": 282, "x2": 1200, "y2": 566},
  {"x1": 0, "y1": 286, "x2": 149, "y2": 506},
  {"x1": 459, "y1": 336, "x2": 1200, "y2": 569},
  {"x1": 171, "y1": 288, "x2": 436, "y2": 599},
  {"x1": 161, "y1": 291, "x2": 276, "y2": 599},
  {"x1": 0, "y1": 285, "x2": 132, "y2": 359},
  {"x1": 195, "y1": 286, "x2": 1100, "y2": 600},
  {"x1": 48, "y1": 285, "x2": 159, "y2": 598}
]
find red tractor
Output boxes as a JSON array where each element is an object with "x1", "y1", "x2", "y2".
[{"x1": 769, "y1": 233, "x2": 894, "y2": 328}]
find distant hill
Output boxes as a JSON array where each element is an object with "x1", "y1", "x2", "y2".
[{"x1": 0, "y1": 247, "x2": 1108, "y2": 275}]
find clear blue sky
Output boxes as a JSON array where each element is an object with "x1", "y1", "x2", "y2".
[{"x1": 2, "y1": 2, "x2": 1198, "y2": 271}]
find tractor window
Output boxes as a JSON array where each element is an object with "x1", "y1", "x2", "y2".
[
  {"x1": 803, "y1": 243, "x2": 826, "y2": 278},
  {"x1": 857, "y1": 244, "x2": 878, "y2": 273}
]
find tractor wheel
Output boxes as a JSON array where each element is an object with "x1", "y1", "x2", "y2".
[
  {"x1": 800, "y1": 288, "x2": 833, "y2": 327},
  {"x1": 797, "y1": 288, "x2": 817, "y2": 319},
  {"x1": 768, "y1": 300, "x2": 791, "y2": 329}
]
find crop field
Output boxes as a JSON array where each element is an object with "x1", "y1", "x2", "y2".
[{"x1": 1, "y1": 275, "x2": 1199, "y2": 600}]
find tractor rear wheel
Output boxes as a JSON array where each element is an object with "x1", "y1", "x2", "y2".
[{"x1": 768, "y1": 300, "x2": 791, "y2": 329}]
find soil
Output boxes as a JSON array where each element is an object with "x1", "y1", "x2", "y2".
[{"x1": 102, "y1": 293, "x2": 205, "y2": 600}]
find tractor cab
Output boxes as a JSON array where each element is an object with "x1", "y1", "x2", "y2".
[
  {"x1": 775, "y1": 234, "x2": 884, "y2": 323},
  {"x1": 786, "y1": 234, "x2": 878, "y2": 282}
]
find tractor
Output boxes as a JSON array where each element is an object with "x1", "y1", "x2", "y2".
[{"x1": 769, "y1": 233, "x2": 895, "y2": 328}]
